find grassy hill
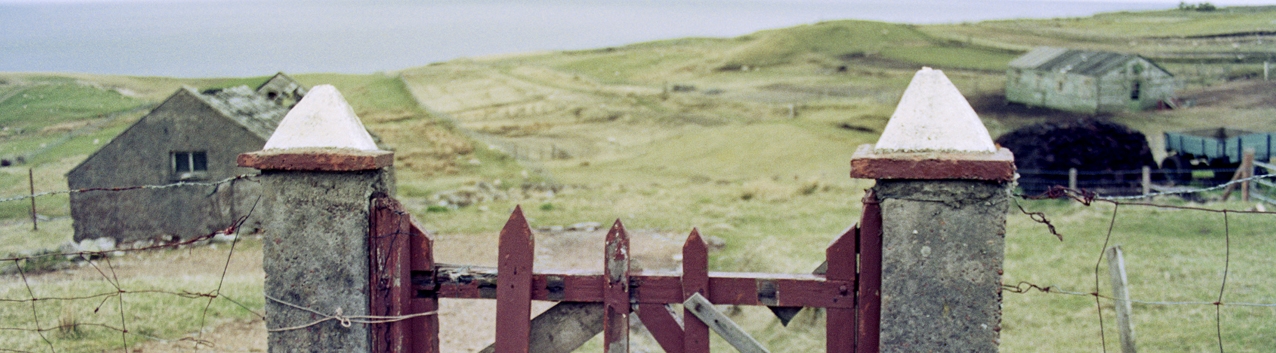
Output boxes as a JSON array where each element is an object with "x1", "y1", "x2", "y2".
[{"x1": 2, "y1": 5, "x2": 1276, "y2": 352}]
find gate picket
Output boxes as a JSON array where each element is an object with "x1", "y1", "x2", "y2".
[
  {"x1": 495, "y1": 207, "x2": 534, "y2": 353},
  {"x1": 604, "y1": 220, "x2": 631, "y2": 353},
  {"x1": 682, "y1": 229, "x2": 711, "y2": 353}
]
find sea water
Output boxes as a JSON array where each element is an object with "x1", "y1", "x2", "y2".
[{"x1": 0, "y1": 0, "x2": 1200, "y2": 77}]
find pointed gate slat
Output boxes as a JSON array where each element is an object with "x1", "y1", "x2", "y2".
[
  {"x1": 495, "y1": 206, "x2": 534, "y2": 353},
  {"x1": 604, "y1": 220, "x2": 631, "y2": 353},
  {"x1": 682, "y1": 229, "x2": 710, "y2": 353}
]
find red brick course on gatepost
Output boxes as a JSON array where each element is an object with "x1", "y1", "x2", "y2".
[
  {"x1": 849, "y1": 144, "x2": 1016, "y2": 182},
  {"x1": 238, "y1": 147, "x2": 393, "y2": 171}
]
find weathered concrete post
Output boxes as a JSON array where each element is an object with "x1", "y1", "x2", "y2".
[
  {"x1": 850, "y1": 67, "x2": 1016, "y2": 352},
  {"x1": 238, "y1": 85, "x2": 395, "y2": 353}
]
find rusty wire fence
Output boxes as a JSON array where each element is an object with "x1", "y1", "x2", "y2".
[
  {"x1": 0, "y1": 175, "x2": 267, "y2": 353},
  {"x1": 6, "y1": 171, "x2": 1276, "y2": 352},
  {"x1": 1009, "y1": 173, "x2": 1276, "y2": 353}
]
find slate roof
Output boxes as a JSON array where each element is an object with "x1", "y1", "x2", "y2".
[
  {"x1": 1009, "y1": 46, "x2": 1170, "y2": 77},
  {"x1": 190, "y1": 85, "x2": 289, "y2": 140}
]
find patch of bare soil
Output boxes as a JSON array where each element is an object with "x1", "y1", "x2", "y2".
[
  {"x1": 968, "y1": 93, "x2": 1104, "y2": 121},
  {"x1": 432, "y1": 228, "x2": 684, "y2": 353},
  {"x1": 1180, "y1": 80, "x2": 1276, "y2": 109}
]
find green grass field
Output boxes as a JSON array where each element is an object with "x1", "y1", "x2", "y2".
[{"x1": 2, "y1": 5, "x2": 1276, "y2": 352}]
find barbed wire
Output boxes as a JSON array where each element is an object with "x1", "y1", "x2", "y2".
[
  {"x1": 0, "y1": 187, "x2": 261, "y2": 353},
  {"x1": 1002, "y1": 282, "x2": 1276, "y2": 307},
  {"x1": 1013, "y1": 181, "x2": 1276, "y2": 353},
  {"x1": 0, "y1": 173, "x2": 258, "y2": 204},
  {"x1": 1, "y1": 182, "x2": 446, "y2": 352}
]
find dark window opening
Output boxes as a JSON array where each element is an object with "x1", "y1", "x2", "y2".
[
  {"x1": 173, "y1": 151, "x2": 208, "y2": 180},
  {"x1": 1130, "y1": 81, "x2": 1141, "y2": 100}
]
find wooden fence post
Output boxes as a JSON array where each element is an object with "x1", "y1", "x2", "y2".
[
  {"x1": 1141, "y1": 166, "x2": 1151, "y2": 196},
  {"x1": 28, "y1": 168, "x2": 36, "y2": 231},
  {"x1": 1106, "y1": 245, "x2": 1137, "y2": 353},
  {"x1": 1222, "y1": 149, "x2": 1255, "y2": 201},
  {"x1": 1242, "y1": 149, "x2": 1255, "y2": 202},
  {"x1": 1069, "y1": 168, "x2": 1078, "y2": 190}
]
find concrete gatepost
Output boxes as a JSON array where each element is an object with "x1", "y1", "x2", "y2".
[
  {"x1": 238, "y1": 85, "x2": 395, "y2": 353},
  {"x1": 850, "y1": 68, "x2": 1016, "y2": 352}
]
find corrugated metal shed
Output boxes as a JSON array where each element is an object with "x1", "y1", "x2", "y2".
[
  {"x1": 1009, "y1": 46, "x2": 1171, "y2": 77},
  {"x1": 1007, "y1": 47, "x2": 1069, "y2": 70}
]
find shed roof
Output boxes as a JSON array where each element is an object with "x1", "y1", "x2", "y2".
[
  {"x1": 1009, "y1": 46, "x2": 1165, "y2": 77},
  {"x1": 189, "y1": 85, "x2": 289, "y2": 140}
]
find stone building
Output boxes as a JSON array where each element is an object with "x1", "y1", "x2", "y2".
[
  {"x1": 66, "y1": 74, "x2": 306, "y2": 242},
  {"x1": 1006, "y1": 47, "x2": 1176, "y2": 114},
  {"x1": 256, "y1": 72, "x2": 308, "y2": 107}
]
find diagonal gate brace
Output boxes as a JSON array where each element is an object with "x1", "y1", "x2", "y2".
[{"x1": 683, "y1": 293, "x2": 770, "y2": 353}]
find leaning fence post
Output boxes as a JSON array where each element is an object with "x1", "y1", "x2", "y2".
[
  {"x1": 849, "y1": 67, "x2": 1016, "y2": 353},
  {"x1": 1106, "y1": 245, "x2": 1138, "y2": 353},
  {"x1": 1242, "y1": 149, "x2": 1255, "y2": 202},
  {"x1": 238, "y1": 85, "x2": 396, "y2": 353}
]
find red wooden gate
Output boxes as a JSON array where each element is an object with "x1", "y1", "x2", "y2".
[{"x1": 368, "y1": 192, "x2": 882, "y2": 353}]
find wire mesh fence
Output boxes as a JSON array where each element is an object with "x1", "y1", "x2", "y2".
[
  {"x1": 5, "y1": 168, "x2": 1276, "y2": 352},
  {"x1": 1009, "y1": 174, "x2": 1276, "y2": 353},
  {"x1": 0, "y1": 176, "x2": 268, "y2": 353},
  {"x1": 0, "y1": 175, "x2": 443, "y2": 353}
]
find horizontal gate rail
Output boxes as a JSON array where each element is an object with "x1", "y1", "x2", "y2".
[{"x1": 419, "y1": 266, "x2": 853, "y2": 307}]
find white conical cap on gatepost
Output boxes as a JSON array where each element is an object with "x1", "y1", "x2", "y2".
[
  {"x1": 263, "y1": 84, "x2": 380, "y2": 151},
  {"x1": 874, "y1": 67, "x2": 996, "y2": 153}
]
